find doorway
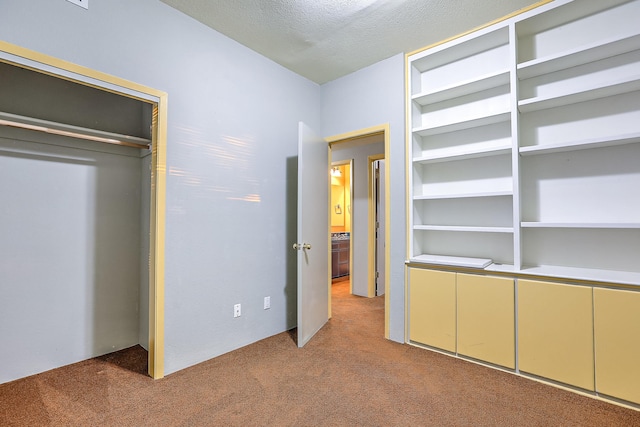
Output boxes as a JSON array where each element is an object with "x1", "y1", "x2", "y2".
[
  {"x1": 326, "y1": 124, "x2": 390, "y2": 338},
  {"x1": 0, "y1": 41, "x2": 167, "y2": 380},
  {"x1": 330, "y1": 160, "x2": 353, "y2": 289}
]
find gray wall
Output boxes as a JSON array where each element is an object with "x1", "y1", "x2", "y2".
[
  {"x1": 0, "y1": 0, "x2": 321, "y2": 377},
  {"x1": 0, "y1": 127, "x2": 144, "y2": 384},
  {"x1": 321, "y1": 54, "x2": 406, "y2": 343},
  {"x1": 332, "y1": 141, "x2": 384, "y2": 297}
]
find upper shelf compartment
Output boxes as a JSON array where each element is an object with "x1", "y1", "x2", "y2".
[
  {"x1": 412, "y1": 69, "x2": 509, "y2": 106},
  {"x1": 518, "y1": 33, "x2": 640, "y2": 80},
  {"x1": 410, "y1": 26, "x2": 510, "y2": 98},
  {"x1": 0, "y1": 61, "x2": 153, "y2": 148},
  {"x1": 516, "y1": 0, "x2": 639, "y2": 68},
  {"x1": 518, "y1": 75, "x2": 640, "y2": 113}
]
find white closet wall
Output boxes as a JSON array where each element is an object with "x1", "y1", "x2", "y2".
[{"x1": 0, "y1": 127, "x2": 148, "y2": 384}]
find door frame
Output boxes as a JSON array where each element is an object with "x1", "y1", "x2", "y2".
[
  {"x1": 0, "y1": 41, "x2": 168, "y2": 379},
  {"x1": 326, "y1": 124, "x2": 391, "y2": 339},
  {"x1": 330, "y1": 158, "x2": 353, "y2": 293},
  {"x1": 368, "y1": 154, "x2": 385, "y2": 298}
]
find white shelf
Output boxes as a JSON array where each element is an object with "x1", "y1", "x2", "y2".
[
  {"x1": 0, "y1": 111, "x2": 151, "y2": 149},
  {"x1": 522, "y1": 222, "x2": 640, "y2": 229},
  {"x1": 414, "y1": 144, "x2": 511, "y2": 164},
  {"x1": 520, "y1": 132, "x2": 640, "y2": 155},
  {"x1": 411, "y1": 26, "x2": 509, "y2": 72},
  {"x1": 413, "y1": 111, "x2": 510, "y2": 136},
  {"x1": 518, "y1": 75, "x2": 640, "y2": 113},
  {"x1": 518, "y1": 33, "x2": 640, "y2": 79},
  {"x1": 414, "y1": 190, "x2": 512, "y2": 201},
  {"x1": 484, "y1": 263, "x2": 516, "y2": 273},
  {"x1": 410, "y1": 254, "x2": 493, "y2": 269},
  {"x1": 518, "y1": 265, "x2": 640, "y2": 287},
  {"x1": 414, "y1": 225, "x2": 514, "y2": 233},
  {"x1": 412, "y1": 70, "x2": 509, "y2": 106},
  {"x1": 408, "y1": 0, "x2": 640, "y2": 288}
]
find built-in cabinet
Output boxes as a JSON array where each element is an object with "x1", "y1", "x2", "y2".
[
  {"x1": 407, "y1": 0, "x2": 640, "y2": 285},
  {"x1": 408, "y1": 268, "x2": 514, "y2": 369},
  {"x1": 457, "y1": 273, "x2": 514, "y2": 369},
  {"x1": 409, "y1": 268, "x2": 640, "y2": 405},
  {"x1": 517, "y1": 279, "x2": 594, "y2": 390},
  {"x1": 406, "y1": 0, "x2": 640, "y2": 407},
  {"x1": 408, "y1": 268, "x2": 456, "y2": 352},
  {"x1": 331, "y1": 238, "x2": 350, "y2": 279},
  {"x1": 593, "y1": 288, "x2": 640, "y2": 404}
]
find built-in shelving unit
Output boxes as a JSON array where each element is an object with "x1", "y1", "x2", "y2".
[{"x1": 407, "y1": 0, "x2": 640, "y2": 286}]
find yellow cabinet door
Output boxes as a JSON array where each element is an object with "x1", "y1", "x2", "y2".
[
  {"x1": 594, "y1": 287, "x2": 640, "y2": 404},
  {"x1": 409, "y1": 268, "x2": 456, "y2": 352},
  {"x1": 457, "y1": 274, "x2": 515, "y2": 368},
  {"x1": 518, "y1": 279, "x2": 594, "y2": 390}
]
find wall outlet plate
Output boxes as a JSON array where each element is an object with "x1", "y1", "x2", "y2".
[
  {"x1": 264, "y1": 296, "x2": 271, "y2": 310},
  {"x1": 67, "y1": 0, "x2": 89, "y2": 10},
  {"x1": 233, "y1": 303, "x2": 241, "y2": 318}
]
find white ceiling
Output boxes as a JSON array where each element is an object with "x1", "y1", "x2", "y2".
[{"x1": 159, "y1": 0, "x2": 544, "y2": 84}]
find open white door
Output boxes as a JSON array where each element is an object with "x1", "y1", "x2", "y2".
[{"x1": 296, "y1": 122, "x2": 329, "y2": 347}]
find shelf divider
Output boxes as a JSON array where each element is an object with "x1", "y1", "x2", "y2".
[
  {"x1": 414, "y1": 225, "x2": 514, "y2": 233},
  {"x1": 520, "y1": 132, "x2": 640, "y2": 155},
  {"x1": 518, "y1": 76, "x2": 640, "y2": 113},
  {"x1": 414, "y1": 145, "x2": 511, "y2": 164},
  {"x1": 412, "y1": 70, "x2": 509, "y2": 106},
  {"x1": 413, "y1": 111, "x2": 510, "y2": 137},
  {"x1": 517, "y1": 33, "x2": 640, "y2": 80},
  {"x1": 521, "y1": 222, "x2": 640, "y2": 229}
]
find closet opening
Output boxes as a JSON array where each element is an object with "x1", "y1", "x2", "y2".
[{"x1": 0, "y1": 42, "x2": 167, "y2": 383}]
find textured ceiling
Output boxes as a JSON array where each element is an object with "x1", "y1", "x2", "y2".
[{"x1": 159, "y1": 0, "x2": 544, "y2": 84}]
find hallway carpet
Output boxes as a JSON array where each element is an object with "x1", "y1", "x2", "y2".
[{"x1": 1, "y1": 280, "x2": 639, "y2": 426}]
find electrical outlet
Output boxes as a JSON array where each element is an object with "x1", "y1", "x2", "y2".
[
  {"x1": 233, "y1": 303, "x2": 241, "y2": 318},
  {"x1": 264, "y1": 296, "x2": 271, "y2": 310},
  {"x1": 67, "y1": 0, "x2": 89, "y2": 9}
]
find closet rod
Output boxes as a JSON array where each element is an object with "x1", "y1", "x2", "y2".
[{"x1": 0, "y1": 111, "x2": 151, "y2": 149}]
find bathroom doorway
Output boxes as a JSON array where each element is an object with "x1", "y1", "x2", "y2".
[
  {"x1": 326, "y1": 124, "x2": 389, "y2": 336},
  {"x1": 330, "y1": 160, "x2": 353, "y2": 288}
]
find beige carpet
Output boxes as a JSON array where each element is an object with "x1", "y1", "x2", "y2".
[{"x1": 1, "y1": 280, "x2": 639, "y2": 426}]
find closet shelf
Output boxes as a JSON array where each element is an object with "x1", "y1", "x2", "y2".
[
  {"x1": 409, "y1": 253, "x2": 493, "y2": 269},
  {"x1": 0, "y1": 111, "x2": 151, "y2": 149},
  {"x1": 413, "y1": 111, "x2": 510, "y2": 137},
  {"x1": 414, "y1": 225, "x2": 514, "y2": 233},
  {"x1": 522, "y1": 222, "x2": 640, "y2": 229},
  {"x1": 414, "y1": 144, "x2": 511, "y2": 164},
  {"x1": 412, "y1": 70, "x2": 509, "y2": 106},
  {"x1": 518, "y1": 75, "x2": 640, "y2": 113},
  {"x1": 414, "y1": 190, "x2": 512, "y2": 200},
  {"x1": 518, "y1": 33, "x2": 640, "y2": 79},
  {"x1": 519, "y1": 132, "x2": 640, "y2": 155}
]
